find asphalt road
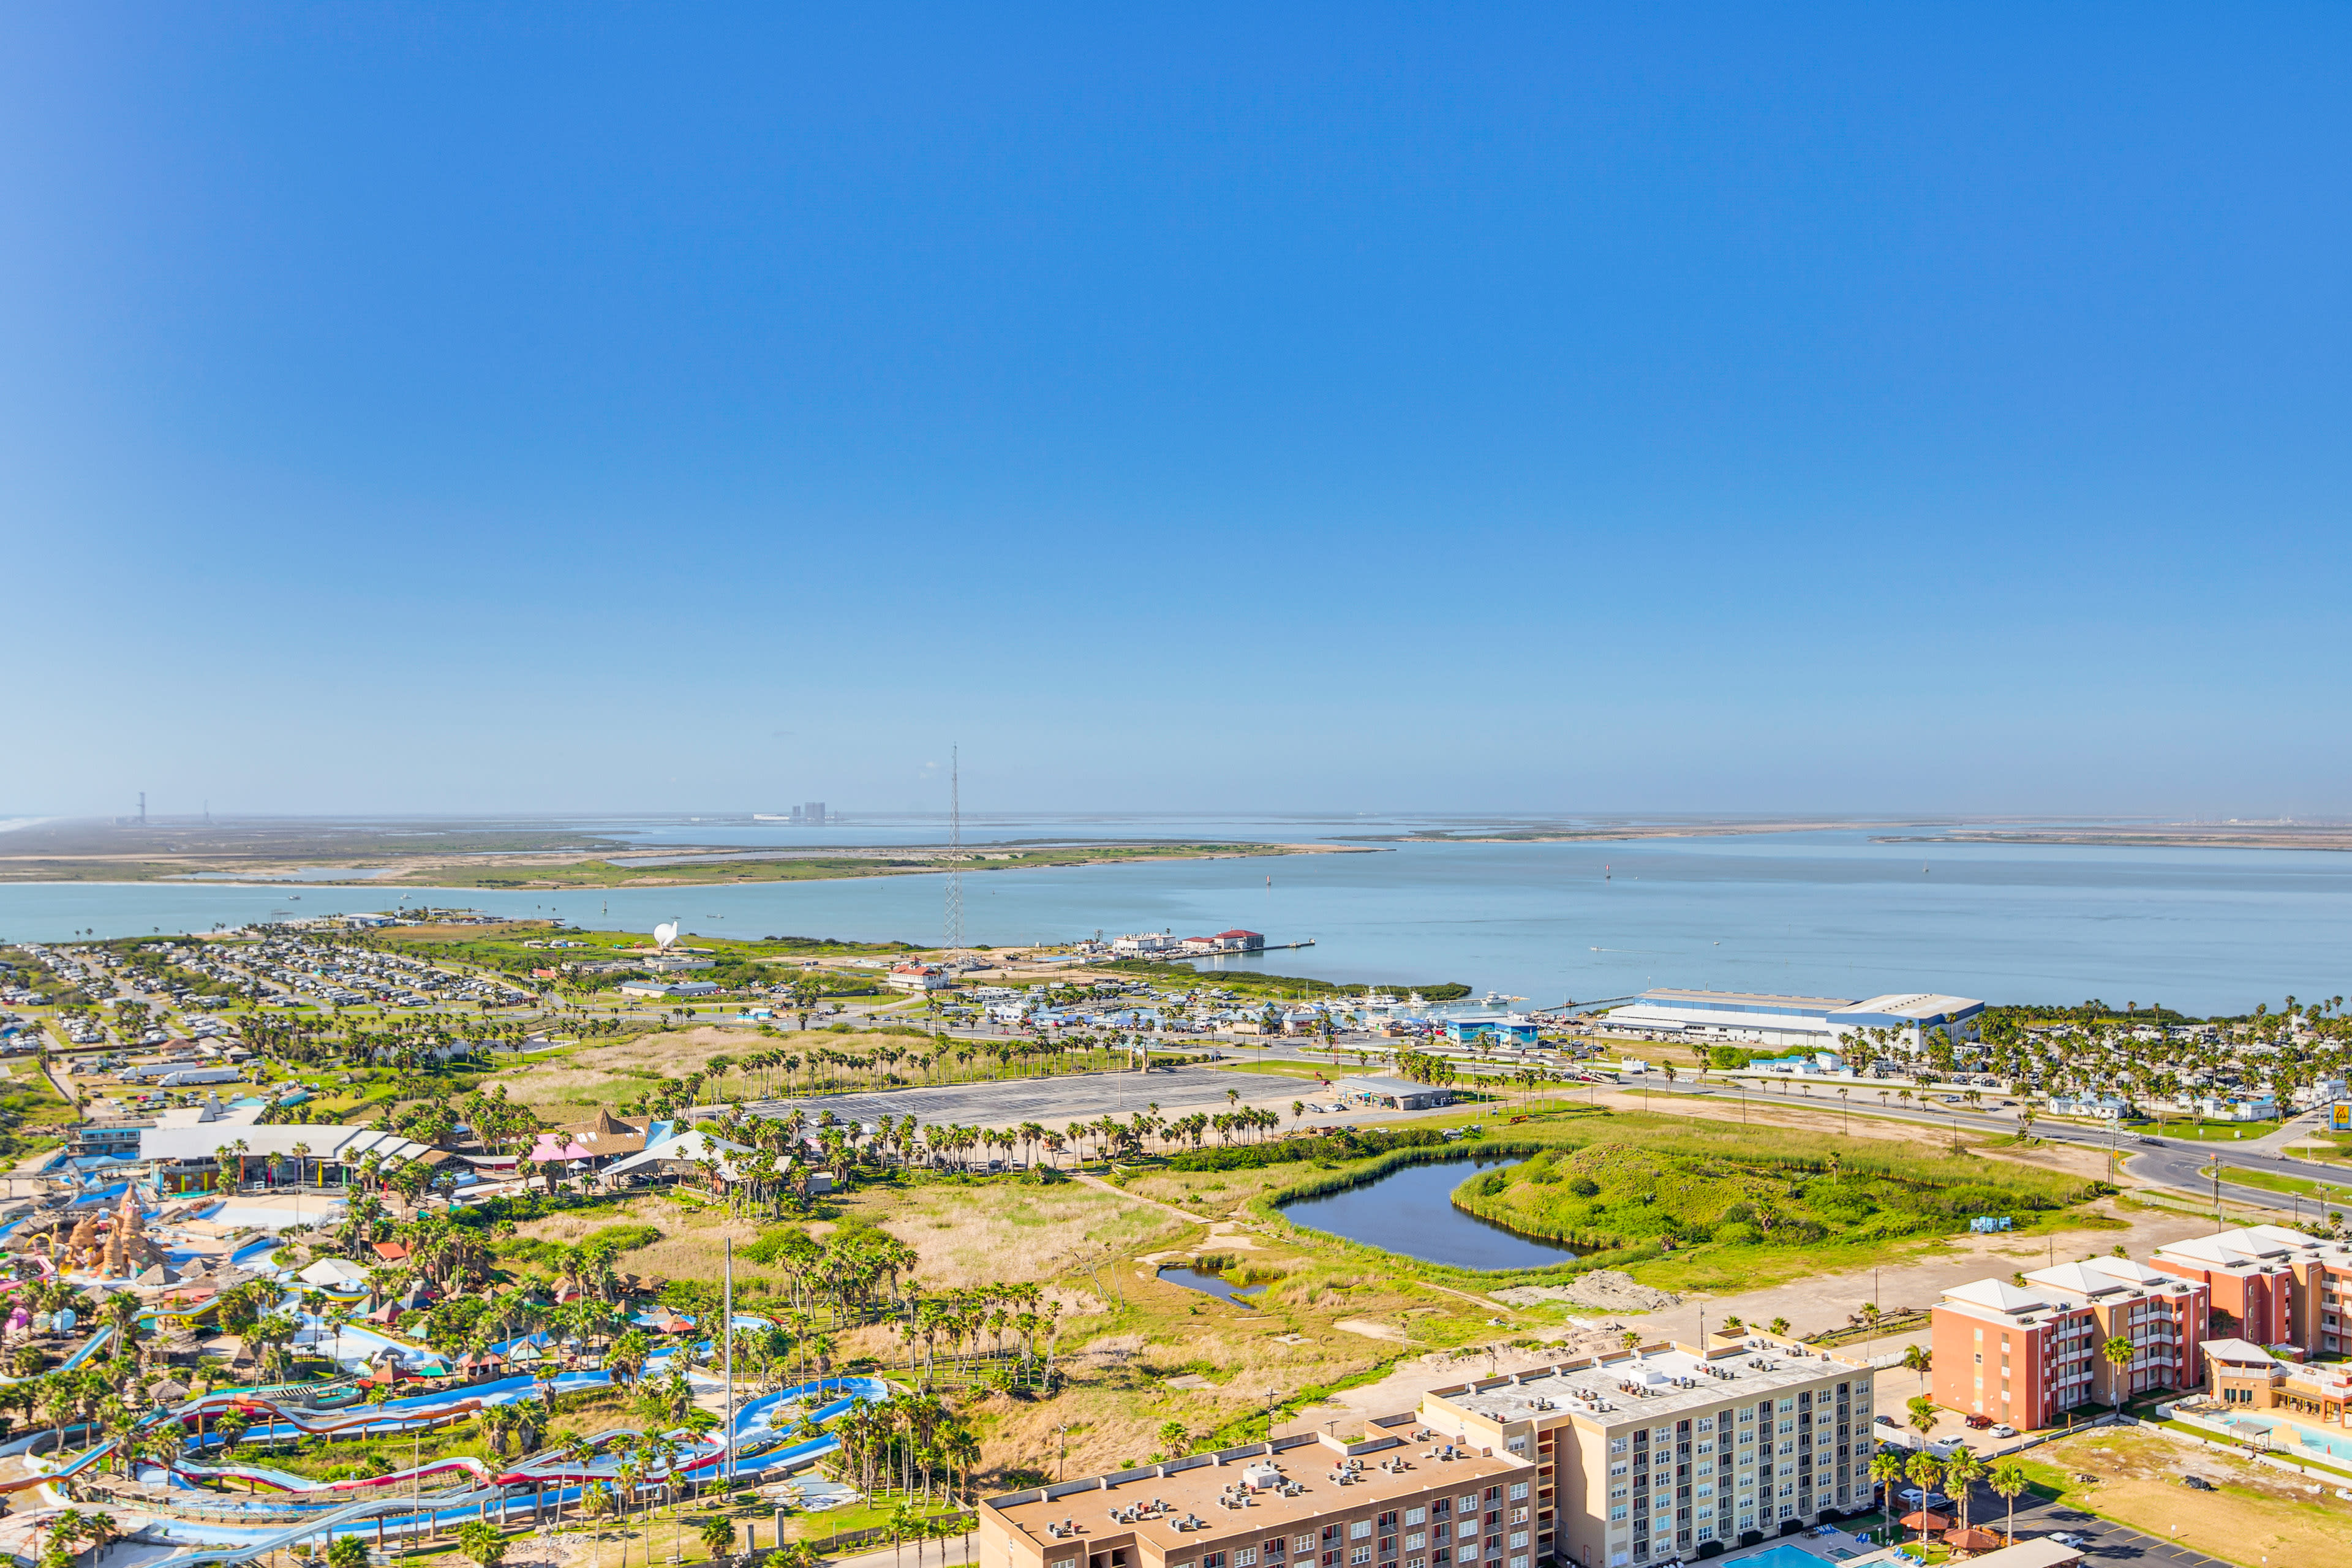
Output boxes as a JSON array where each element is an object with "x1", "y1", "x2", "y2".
[{"x1": 1958, "y1": 1473, "x2": 2241, "y2": 1568}]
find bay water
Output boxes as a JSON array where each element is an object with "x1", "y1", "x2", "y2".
[{"x1": 1, "y1": 821, "x2": 2347, "y2": 1014}]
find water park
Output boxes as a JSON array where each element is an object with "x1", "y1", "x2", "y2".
[{"x1": 0, "y1": 1182, "x2": 916, "y2": 1568}]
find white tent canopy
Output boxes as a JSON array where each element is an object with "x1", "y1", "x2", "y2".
[{"x1": 600, "y1": 1129, "x2": 758, "y2": 1182}]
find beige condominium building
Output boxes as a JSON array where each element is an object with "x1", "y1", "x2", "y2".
[
  {"x1": 1419, "y1": 1339, "x2": 1874, "y2": 1567},
  {"x1": 980, "y1": 1430, "x2": 1528, "y2": 1568},
  {"x1": 979, "y1": 1340, "x2": 1869, "y2": 1568}
]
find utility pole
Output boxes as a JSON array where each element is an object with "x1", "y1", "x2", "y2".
[
  {"x1": 944, "y1": 746, "x2": 965, "y2": 949},
  {"x1": 138, "y1": 791, "x2": 146, "y2": 826},
  {"x1": 723, "y1": 1236, "x2": 735, "y2": 1490}
]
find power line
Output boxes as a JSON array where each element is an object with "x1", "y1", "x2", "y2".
[{"x1": 945, "y1": 745, "x2": 965, "y2": 948}]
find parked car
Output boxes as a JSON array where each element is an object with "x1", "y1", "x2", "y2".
[
  {"x1": 2139, "y1": 1136, "x2": 2165, "y2": 1146},
  {"x1": 1992, "y1": 1424, "x2": 2017, "y2": 1438},
  {"x1": 1965, "y1": 1414, "x2": 1994, "y2": 1429},
  {"x1": 1874, "y1": 1414, "x2": 1897, "y2": 1428},
  {"x1": 2047, "y1": 1534, "x2": 2086, "y2": 1548}
]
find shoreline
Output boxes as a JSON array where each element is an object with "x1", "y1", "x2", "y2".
[{"x1": 0, "y1": 839, "x2": 1367, "y2": 889}]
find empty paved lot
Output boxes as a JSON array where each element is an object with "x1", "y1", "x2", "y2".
[{"x1": 744, "y1": 1063, "x2": 1355, "y2": 1130}]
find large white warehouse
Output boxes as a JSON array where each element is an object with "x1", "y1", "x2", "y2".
[{"x1": 1601, "y1": 987, "x2": 1983, "y2": 1051}]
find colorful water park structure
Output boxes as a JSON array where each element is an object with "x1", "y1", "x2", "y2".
[{"x1": 0, "y1": 1121, "x2": 899, "y2": 1567}]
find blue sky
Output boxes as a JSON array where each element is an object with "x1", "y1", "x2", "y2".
[{"x1": 4, "y1": 5, "x2": 2348, "y2": 818}]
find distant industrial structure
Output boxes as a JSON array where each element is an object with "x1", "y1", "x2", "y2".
[{"x1": 1600, "y1": 987, "x2": 1983, "y2": 1053}]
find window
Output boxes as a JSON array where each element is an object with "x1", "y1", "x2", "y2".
[
  {"x1": 1404, "y1": 1512, "x2": 1425, "y2": 1528},
  {"x1": 1351, "y1": 1551, "x2": 1371, "y2": 1566},
  {"x1": 1508, "y1": 1558, "x2": 1527, "y2": 1568},
  {"x1": 1238, "y1": 1553, "x2": 1258, "y2": 1567},
  {"x1": 1457, "y1": 1523, "x2": 1478, "y2": 1540},
  {"x1": 1508, "y1": 1533, "x2": 1528, "y2": 1550},
  {"x1": 1506, "y1": 1437, "x2": 1527, "y2": 1454},
  {"x1": 1737, "y1": 1431, "x2": 1753, "y2": 1446},
  {"x1": 1610, "y1": 1463, "x2": 1629, "y2": 1477},
  {"x1": 1352, "y1": 1525, "x2": 1373, "y2": 1542},
  {"x1": 1405, "y1": 1536, "x2": 1425, "y2": 1552},
  {"x1": 1297, "y1": 1539, "x2": 1317, "y2": 1555},
  {"x1": 1609, "y1": 1508, "x2": 1629, "y2": 1523},
  {"x1": 1406, "y1": 1559, "x2": 1425, "y2": 1568},
  {"x1": 1610, "y1": 1487, "x2": 1628, "y2": 1501},
  {"x1": 1507, "y1": 1484, "x2": 1528, "y2": 1502},
  {"x1": 1509, "y1": 1510, "x2": 1528, "y2": 1526},
  {"x1": 1205, "y1": 1556, "x2": 1226, "y2": 1568},
  {"x1": 1611, "y1": 1438, "x2": 1630, "y2": 1453},
  {"x1": 1459, "y1": 1499, "x2": 1480, "y2": 1515},
  {"x1": 1695, "y1": 1417, "x2": 1714, "y2": 1433}
]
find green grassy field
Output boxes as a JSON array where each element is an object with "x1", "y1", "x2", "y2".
[
  {"x1": 1434, "y1": 1122, "x2": 2113, "y2": 1294},
  {"x1": 2220, "y1": 1164, "x2": 2352, "y2": 1204},
  {"x1": 2147, "y1": 1119, "x2": 2286, "y2": 1142}
]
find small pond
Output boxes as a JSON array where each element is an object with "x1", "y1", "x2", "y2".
[
  {"x1": 1158, "y1": 1266, "x2": 1268, "y2": 1307},
  {"x1": 1276, "y1": 1156, "x2": 1577, "y2": 1270}
]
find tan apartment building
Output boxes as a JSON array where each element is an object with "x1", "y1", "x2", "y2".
[
  {"x1": 979, "y1": 1430, "x2": 1528, "y2": 1568},
  {"x1": 1417, "y1": 1339, "x2": 1874, "y2": 1567}
]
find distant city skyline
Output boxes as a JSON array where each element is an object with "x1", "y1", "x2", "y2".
[{"x1": 5, "y1": 6, "x2": 2347, "y2": 818}]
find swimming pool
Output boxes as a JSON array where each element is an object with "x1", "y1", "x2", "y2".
[{"x1": 1724, "y1": 1545, "x2": 1826, "y2": 1568}]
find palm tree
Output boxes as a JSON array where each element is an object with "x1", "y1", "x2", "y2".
[
  {"x1": 2101, "y1": 1335, "x2": 2135, "y2": 1404},
  {"x1": 1989, "y1": 1455, "x2": 2030, "y2": 1544},
  {"x1": 1868, "y1": 1450, "x2": 1907, "y2": 1514},
  {"x1": 1902, "y1": 1453, "x2": 1944, "y2": 1544},
  {"x1": 1943, "y1": 1444, "x2": 1984, "y2": 1532}
]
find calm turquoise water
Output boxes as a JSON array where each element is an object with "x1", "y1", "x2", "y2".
[{"x1": 2, "y1": 822, "x2": 2348, "y2": 1014}]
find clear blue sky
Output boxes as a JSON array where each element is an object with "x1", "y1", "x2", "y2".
[{"x1": 5, "y1": 5, "x2": 2347, "y2": 819}]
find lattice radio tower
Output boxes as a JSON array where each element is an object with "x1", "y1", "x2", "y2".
[{"x1": 944, "y1": 745, "x2": 965, "y2": 948}]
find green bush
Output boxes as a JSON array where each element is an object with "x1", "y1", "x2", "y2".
[{"x1": 1167, "y1": 1127, "x2": 1449, "y2": 1172}]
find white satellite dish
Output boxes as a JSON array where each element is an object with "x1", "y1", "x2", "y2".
[{"x1": 654, "y1": 921, "x2": 679, "y2": 951}]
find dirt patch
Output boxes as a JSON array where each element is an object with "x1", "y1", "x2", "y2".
[
  {"x1": 1491, "y1": 1271, "x2": 1679, "y2": 1313},
  {"x1": 491, "y1": 1027, "x2": 841, "y2": 1110},
  {"x1": 2035, "y1": 1428, "x2": 2352, "y2": 1562},
  {"x1": 1335, "y1": 1318, "x2": 1406, "y2": 1342},
  {"x1": 845, "y1": 1178, "x2": 1191, "y2": 1291}
]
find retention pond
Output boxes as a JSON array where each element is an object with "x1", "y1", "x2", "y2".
[{"x1": 1276, "y1": 1155, "x2": 1577, "y2": 1271}]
